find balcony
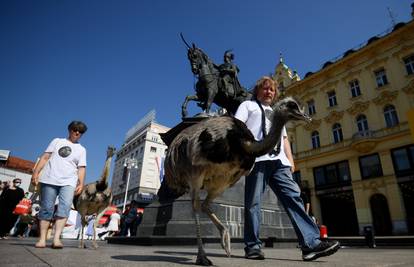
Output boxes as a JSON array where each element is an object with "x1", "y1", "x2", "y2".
[
  {"x1": 295, "y1": 122, "x2": 409, "y2": 159},
  {"x1": 351, "y1": 130, "x2": 377, "y2": 153}
]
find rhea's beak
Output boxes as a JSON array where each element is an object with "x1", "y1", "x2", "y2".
[{"x1": 292, "y1": 106, "x2": 312, "y2": 123}]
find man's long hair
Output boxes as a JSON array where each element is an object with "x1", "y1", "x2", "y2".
[{"x1": 252, "y1": 76, "x2": 279, "y2": 105}]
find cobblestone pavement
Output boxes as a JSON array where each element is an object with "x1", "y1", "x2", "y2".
[{"x1": 1, "y1": 237, "x2": 414, "y2": 267}]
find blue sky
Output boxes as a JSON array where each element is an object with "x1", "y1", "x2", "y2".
[{"x1": 1, "y1": 0, "x2": 412, "y2": 184}]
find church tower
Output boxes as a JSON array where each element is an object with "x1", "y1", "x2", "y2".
[{"x1": 272, "y1": 53, "x2": 300, "y2": 94}]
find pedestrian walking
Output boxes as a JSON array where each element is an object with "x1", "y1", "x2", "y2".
[
  {"x1": 31, "y1": 120, "x2": 87, "y2": 249},
  {"x1": 235, "y1": 76, "x2": 340, "y2": 261}
]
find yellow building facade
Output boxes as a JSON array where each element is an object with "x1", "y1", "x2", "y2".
[{"x1": 278, "y1": 6, "x2": 414, "y2": 236}]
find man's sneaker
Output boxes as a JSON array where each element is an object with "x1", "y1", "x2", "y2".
[
  {"x1": 245, "y1": 248, "x2": 265, "y2": 260},
  {"x1": 302, "y1": 240, "x2": 340, "y2": 261}
]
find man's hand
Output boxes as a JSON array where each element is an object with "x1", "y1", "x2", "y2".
[
  {"x1": 31, "y1": 173, "x2": 39, "y2": 186},
  {"x1": 290, "y1": 163, "x2": 296, "y2": 173},
  {"x1": 75, "y1": 183, "x2": 84, "y2": 196},
  {"x1": 76, "y1": 166, "x2": 86, "y2": 196}
]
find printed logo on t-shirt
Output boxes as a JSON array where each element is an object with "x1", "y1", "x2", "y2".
[{"x1": 58, "y1": 146, "x2": 72, "y2": 158}]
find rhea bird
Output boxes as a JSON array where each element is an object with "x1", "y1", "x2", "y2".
[
  {"x1": 73, "y1": 146, "x2": 116, "y2": 249},
  {"x1": 164, "y1": 97, "x2": 311, "y2": 265}
]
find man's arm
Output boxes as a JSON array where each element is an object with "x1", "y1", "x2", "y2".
[
  {"x1": 284, "y1": 136, "x2": 295, "y2": 173},
  {"x1": 75, "y1": 167, "x2": 86, "y2": 195},
  {"x1": 31, "y1": 152, "x2": 51, "y2": 186}
]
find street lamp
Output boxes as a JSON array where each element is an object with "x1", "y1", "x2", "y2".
[{"x1": 122, "y1": 157, "x2": 138, "y2": 213}]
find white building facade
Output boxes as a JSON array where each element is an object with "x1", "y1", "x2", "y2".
[{"x1": 111, "y1": 110, "x2": 170, "y2": 208}]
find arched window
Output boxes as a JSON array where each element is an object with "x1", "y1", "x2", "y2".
[
  {"x1": 356, "y1": 114, "x2": 369, "y2": 133},
  {"x1": 332, "y1": 123, "x2": 343, "y2": 143},
  {"x1": 384, "y1": 105, "x2": 399, "y2": 127},
  {"x1": 311, "y1": 131, "x2": 320, "y2": 149}
]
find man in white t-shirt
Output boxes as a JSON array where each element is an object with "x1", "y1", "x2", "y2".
[
  {"x1": 235, "y1": 77, "x2": 339, "y2": 261},
  {"x1": 31, "y1": 121, "x2": 87, "y2": 249}
]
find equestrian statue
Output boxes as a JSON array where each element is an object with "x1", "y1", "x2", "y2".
[{"x1": 180, "y1": 34, "x2": 252, "y2": 119}]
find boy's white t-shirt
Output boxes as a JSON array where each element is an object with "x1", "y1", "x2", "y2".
[
  {"x1": 235, "y1": 100, "x2": 291, "y2": 166},
  {"x1": 40, "y1": 138, "x2": 87, "y2": 188}
]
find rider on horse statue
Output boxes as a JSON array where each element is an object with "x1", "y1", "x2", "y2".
[
  {"x1": 218, "y1": 50, "x2": 250, "y2": 105},
  {"x1": 219, "y1": 50, "x2": 242, "y2": 99},
  {"x1": 180, "y1": 34, "x2": 252, "y2": 118}
]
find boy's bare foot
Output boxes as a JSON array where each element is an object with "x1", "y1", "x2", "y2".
[
  {"x1": 51, "y1": 240, "x2": 63, "y2": 249},
  {"x1": 35, "y1": 241, "x2": 46, "y2": 248}
]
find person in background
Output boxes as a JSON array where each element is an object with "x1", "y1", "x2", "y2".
[
  {"x1": 85, "y1": 214, "x2": 96, "y2": 240},
  {"x1": 107, "y1": 209, "x2": 121, "y2": 237},
  {"x1": 121, "y1": 200, "x2": 138, "y2": 236},
  {"x1": 0, "y1": 178, "x2": 25, "y2": 239},
  {"x1": 299, "y1": 183, "x2": 311, "y2": 215},
  {"x1": 14, "y1": 212, "x2": 34, "y2": 238},
  {"x1": 31, "y1": 121, "x2": 87, "y2": 249}
]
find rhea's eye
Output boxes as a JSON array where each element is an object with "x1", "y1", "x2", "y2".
[{"x1": 287, "y1": 102, "x2": 298, "y2": 110}]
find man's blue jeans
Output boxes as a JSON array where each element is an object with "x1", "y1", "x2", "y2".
[
  {"x1": 244, "y1": 160, "x2": 321, "y2": 252},
  {"x1": 38, "y1": 183, "x2": 75, "y2": 220}
]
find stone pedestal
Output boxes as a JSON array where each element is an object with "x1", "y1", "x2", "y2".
[{"x1": 137, "y1": 177, "x2": 296, "y2": 242}]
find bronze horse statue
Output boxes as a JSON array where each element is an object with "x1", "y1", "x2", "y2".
[{"x1": 181, "y1": 35, "x2": 252, "y2": 119}]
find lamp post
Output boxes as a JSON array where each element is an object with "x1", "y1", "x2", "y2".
[{"x1": 122, "y1": 158, "x2": 138, "y2": 213}]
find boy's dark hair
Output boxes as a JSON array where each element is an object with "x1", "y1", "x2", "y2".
[{"x1": 68, "y1": 121, "x2": 88, "y2": 134}]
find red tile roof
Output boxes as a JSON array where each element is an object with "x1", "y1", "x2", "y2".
[{"x1": 1, "y1": 156, "x2": 35, "y2": 174}]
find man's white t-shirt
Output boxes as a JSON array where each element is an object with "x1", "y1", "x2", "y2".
[
  {"x1": 40, "y1": 138, "x2": 87, "y2": 188},
  {"x1": 235, "y1": 100, "x2": 291, "y2": 166}
]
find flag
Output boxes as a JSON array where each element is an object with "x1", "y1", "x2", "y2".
[{"x1": 155, "y1": 156, "x2": 165, "y2": 183}]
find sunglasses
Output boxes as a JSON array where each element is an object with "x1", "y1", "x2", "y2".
[{"x1": 71, "y1": 128, "x2": 85, "y2": 134}]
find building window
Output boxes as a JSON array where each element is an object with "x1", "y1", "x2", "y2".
[
  {"x1": 404, "y1": 54, "x2": 414, "y2": 75},
  {"x1": 332, "y1": 123, "x2": 343, "y2": 143},
  {"x1": 384, "y1": 105, "x2": 399, "y2": 127},
  {"x1": 150, "y1": 146, "x2": 157, "y2": 153},
  {"x1": 307, "y1": 100, "x2": 316, "y2": 115},
  {"x1": 313, "y1": 161, "x2": 351, "y2": 189},
  {"x1": 349, "y1": 79, "x2": 361, "y2": 97},
  {"x1": 311, "y1": 131, "x2": 320, "y2": 149},
  {"x1": 359, "y1": 153, "x2": 383, "y2": 179},
  {"x1": 152, "y1": 136, "x2": 158, "y2": 142},
  {"x1": 327, "y1": 91, "x2": 337, "y2": 107},
  {"x1": 338, "y1": 161, "x2": 351, "y2": 182},
  {"x1": 391, "y1": 145, "x2": 414, "y2": 177},
  {"x1": 374, "y1": 68, "x2": 388, "y2": 87},
  {"x1": 356, "y1": 114, "x2": 369, "y2": 133}
]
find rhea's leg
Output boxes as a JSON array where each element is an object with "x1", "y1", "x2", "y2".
[
  {"x1": 93, "y1": 208, "x2": 108, "y2": 249},
  {"x1": 202, "y1": 195, "x2": 231, "y2": 257},
  {"x1": 191, "y1": 190, "x2": 212, "y2": 266},
  {"x1": 78, "y1": 218, "x2": 86, "y2": 248}
]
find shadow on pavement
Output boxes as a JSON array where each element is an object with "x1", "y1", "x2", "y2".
[
  {"x1": 112, "y1": 255, "x2": 194, "y2": 265},
  {"x1": 154, "y1": 250, "x2": 305, "y2": 262},
  {"x1": 155, "y1": 250, "x2": 244, "y2": 259}
]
